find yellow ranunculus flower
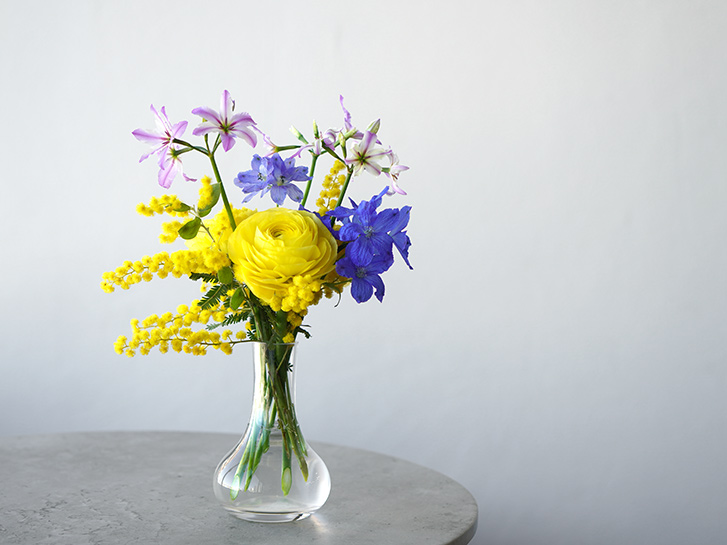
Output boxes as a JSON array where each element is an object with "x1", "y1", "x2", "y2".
[{"x1": 227, "y1": 208, "x2": 338, "y2": 304}]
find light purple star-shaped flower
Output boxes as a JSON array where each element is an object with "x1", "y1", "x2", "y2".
[
  {"x1": 132, "y1": 105, "x2": 195, "y2": 188},
  {"x1": 191, "y1": 90, "x2": 257, "y2": 152},
  {"x1": 345, "y1": 130, "x2": 390, "y2": 176},
  {"x1": 383, "y1": 152, "x2": 409, "y2": 195}
]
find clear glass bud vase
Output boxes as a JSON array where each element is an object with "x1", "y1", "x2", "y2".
[{"x1": 213, "y1": 342, "x2": 331, "y2": 522}]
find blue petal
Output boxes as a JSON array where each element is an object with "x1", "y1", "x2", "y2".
[
  {"x1": 286, "y1": 184, "x2": 304, "y2": 203},
  {"x1": 372, "y1": 208, "x2": 397, "y2": 229},
  {"x1": 327, "y1": 206, "x2": 354, "y2": 221},
  {"x1": 335, "y1": 256, "x2": 357, "y2": 278},
  {"x1": 366, "y1": 273, "x2": 385, "y2": 302},
  {"x1": 392, "y1": 232, "x2": 413, "y2": 269},
  {"x1": 365, "y1": 252, "x2": 394, "y2": 273},
  {"x1": 270, "y1": 185, "x2": 286, "y2": 205},
  {"x1": 250, "y1": 154, "x2": 263, "y2": 170},
  {"x1": 370, "y1": 232, "x2": 395, "y2": 256},
  {"x1": 371, "y1": 187, "x2": 388, "y2": 207},
  {"x1": 355, "y1": 200, "x2": 378, "y2": 226},
  {"x1": 350, "y1": 277, "x2": 374, "y2": 303},
  {"x1": 389, "y1": 205, "x2": 411, "y2": 234},
  {"x1": 339, "y1": 222, "x2": 364, "y2": 242},
  {"x1": 234, "y1": 171, "x2": 260, "y2": 188},
  {"x1": 348, "y1": 238, "x2": 376, "y2": 266}
]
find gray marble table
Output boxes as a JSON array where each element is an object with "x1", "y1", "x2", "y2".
[{"x1": 0, "y1": 431, "x2": 478, "y2": 544}]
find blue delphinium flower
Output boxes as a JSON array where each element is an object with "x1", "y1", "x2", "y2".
[
  {"x1": 234, "y1": 153, "x2": 310, "y2": 205},
  {"x1": 328, "y1": 187, "x2": 413, "y2": 303},
  {"x1": 328, "y1": 187, "x2": 392, "y2": 266},
  {"x1": 336, "y1": 253, "x2": 393, "y2": 303}
]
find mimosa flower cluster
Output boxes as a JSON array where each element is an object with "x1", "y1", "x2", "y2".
[{"x1": 103, "y1": 91, "x2": 412, "y2": 356}]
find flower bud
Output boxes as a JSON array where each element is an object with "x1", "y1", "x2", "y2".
[
  {"x1": 367, "y1": 118, "x2": 381, "y2": 134},
  {"x1": 290, "y1": 125, "x2": 308, "y2": 144}
]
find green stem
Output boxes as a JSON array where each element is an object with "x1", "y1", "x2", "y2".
[
  {"x1": 208, "y1": 152, "x2": 237, "y2": 231},
  {"x1": 335, "y1": 167, "x2": 354, "y2": 208},
  {"x1": 274, "y1": 310, "x2": 288, "y2": 341},
  {"x1": 281, "y1": 431, "x2": 292, "y2": 495},
  {"x1": 265, "y1": 348, "x2": 308, "y2": 480},
  {"x1": 275, "y1": 144, "x2": 302, "y2": 153},
  {"x1": 172, "y1": 138, "x2": 208, "y2": 155},
  {"x1": 300, "y1": 154, "x2": 319, "y2": 208},
  {"x1": 231, "y1": 417, "x2": 258, "y2": 499},
  {"x1": 323, "y1": 146, "x2": 345, "y2": 165},
  {"x1": 241, "y1": 289, "x2": 266, "y2": 343}
]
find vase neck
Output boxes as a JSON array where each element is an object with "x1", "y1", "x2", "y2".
[{"x1": 249, "y1": 342, "x2": 298, "y2": 426}]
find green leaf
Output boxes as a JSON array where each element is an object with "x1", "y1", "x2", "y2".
[
  {"x1": 217, "y1": 266, "x2": 233, "y2": 285},
  {"x1": 189, "y1": 272, "x2": 217, "y2": 282},
  {"x1": 197, "y1": 184, "x2": 221, "y2": 217},
  {"x1": 177, "y1": 217, "x2": 201, "y2": 240},
  {"x1": 173, "y1": 202, "x2": 193, "y2": 213},
  {"x1": 200, "y1": 283, "x2": 227, "y2": 309},
  {"x1": 206, "y1": 311, "x2": 249, "y2": 330},
  {"x1": 230, "y1": 288, "x2": 244, "y2": 310}
]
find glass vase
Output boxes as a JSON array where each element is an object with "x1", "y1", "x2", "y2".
[{"x1": 213, "y1": 342, "x2": 331, "y2": 522}]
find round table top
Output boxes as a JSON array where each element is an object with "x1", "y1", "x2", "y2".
[{"x1": 0, "y1": 431, "x2": 478, "y2": 545}]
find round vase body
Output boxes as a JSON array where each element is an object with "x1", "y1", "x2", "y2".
[{"x1": 213, "y1": 342, "x2": 330, "y2": 522}]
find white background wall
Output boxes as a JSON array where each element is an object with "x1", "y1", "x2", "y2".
[{"x1": 1, "y1": 1, "x2": 726, "y2": 544}]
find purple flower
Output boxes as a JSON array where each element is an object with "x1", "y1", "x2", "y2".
[
  {"x1": 309, "y1": 96, "x2": 363, "y2": 157},
  {"x1": 345, "y1": 130, "x2": 389, "y2": 176},
  {"x1": 192, "y1": 90, "x2": 257, "y2": 152},
  {"x1": 336, "y1": 253, "x2": 392, "y2": 303},
  {"x1": 383, "y1": 152, "x2": 409, "y2": 195},
  {"x1": 132, "y1": 105, "x2": 195, "y2": 188},
  {"x1": 328, "y1": 187, "x2": 413, "y2": 269},
  {"x1": 234, "y1": 153, "x2": 309, "y2": 205},
  {"x1": 288, "y1": 125, "x2": 336, "y2": 159},
  {"x1": 339, "y1": 95, "x2": 363, "y2": 140},
  {"x1": 332, "y1": 189, "x2": 398, "y2": 266},
  {"x1": 327, "y1": 187, "x2": 413, "y2": 303}
]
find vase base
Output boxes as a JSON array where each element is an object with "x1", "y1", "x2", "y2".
[{"x1": 226, "y1": 508, "x2": 312, "y2": 523}]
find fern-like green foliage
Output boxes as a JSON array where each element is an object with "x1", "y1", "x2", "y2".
[
  {"x1": 199, "y1": 283, "x2": 233, "y2": 310},
  {"x1": 206, "y1": 311, "x2": 251, "y2": 330},
  {"x1": 189, "y1": 272, "x2": 217, "y2": 282}
]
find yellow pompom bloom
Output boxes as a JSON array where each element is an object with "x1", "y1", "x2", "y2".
[
  {"x1": 227, "y1": 208, "x2": 338, "y2": 304},
  {"x1": 137, "y1": 194, "x2": 188, "y2": 217},
  {"x1": 185, "y1": 206, "x2": 255, "y2": 254},
  {"x1": 317, "y1": 161, "x2": 347, "y2": 214},
  {"x1": 197, "y1": 176, "x2": 215, "y2": 210}
]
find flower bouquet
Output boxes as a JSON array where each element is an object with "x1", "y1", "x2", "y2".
[{"x1": 101, "y1": 91, "x2": 412, "y2": 521}]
